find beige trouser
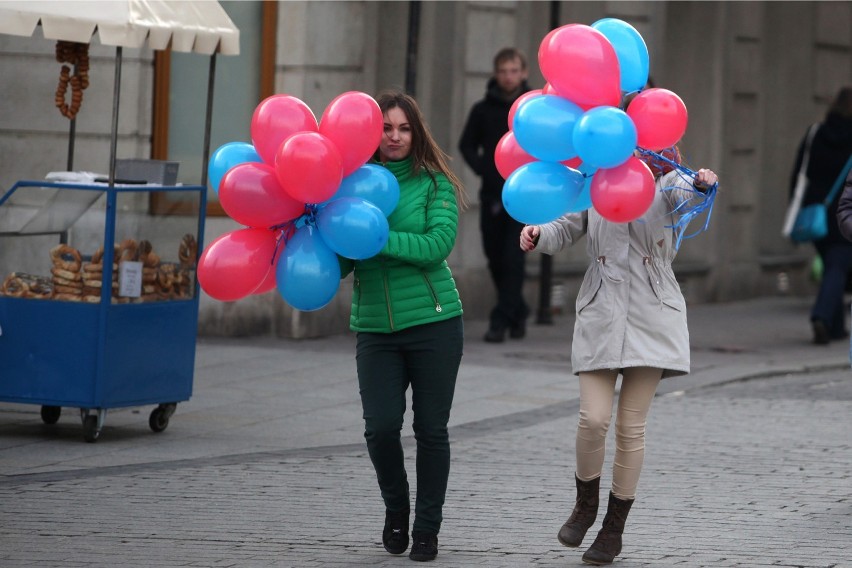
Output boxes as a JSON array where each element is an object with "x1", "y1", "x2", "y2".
[{"x1": 575, "y1": 367, "x2": 663, "y2": 500}]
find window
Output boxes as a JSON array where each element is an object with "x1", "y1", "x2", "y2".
[{"x1": 151, "y1": 1, "x2": 276, "y2": 215}]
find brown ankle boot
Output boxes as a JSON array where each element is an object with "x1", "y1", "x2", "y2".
[
  {"x1": 557, "y1": 474, "x2": 600, "y2": 547},
  {"x1": 582, "y1": 491, "x2": 634, "y2": 565}
]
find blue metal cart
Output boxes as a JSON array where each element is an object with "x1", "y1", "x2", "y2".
[{"x1": 0, "y1": 179, "x2": 206, "y2": 442}]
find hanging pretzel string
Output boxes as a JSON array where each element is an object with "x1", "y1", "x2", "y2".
[{"x1": 54, "y1": 41, "x2": 90, "y2": 120}]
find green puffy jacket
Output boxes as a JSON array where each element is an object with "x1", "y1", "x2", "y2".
[{"x1": 340, "y1": 157, "x2": 463, "y2": 333}]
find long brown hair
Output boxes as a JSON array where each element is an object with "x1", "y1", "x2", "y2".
[{"x1": 375, "y1": 91, "x2": 468, "y2": 210}]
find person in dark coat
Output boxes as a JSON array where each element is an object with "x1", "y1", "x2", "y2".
[
  {"x1": 791, "y1": 86, "x2": 852, "y2": 344},
  {"x1": 459, "y1": 47, "x2": 532, "y2": 343}
]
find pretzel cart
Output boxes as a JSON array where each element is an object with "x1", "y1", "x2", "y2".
[
  {"x1": 0, "y1": 181, "x2": 205, "y2": 442},
  {"x1": 0, "y1": 1, "x2": 239, "y2": 441}
]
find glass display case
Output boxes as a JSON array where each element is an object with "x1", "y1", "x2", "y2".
[{"x1": 0, "y1": 180, "x2": 206, "y2": 441}]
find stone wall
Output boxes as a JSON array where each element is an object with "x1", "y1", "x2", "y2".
[{"x1": 0, "y1": 1, "x2": 850, "y2": 338}]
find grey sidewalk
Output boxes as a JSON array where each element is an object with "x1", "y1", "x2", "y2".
[{"x1": 1, "y1": 296, "x2": 851, "y2": 567}]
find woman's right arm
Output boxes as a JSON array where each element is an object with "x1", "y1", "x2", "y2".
[{"x1": 520, "y1": 212, "x2": 587, "y2": 254}]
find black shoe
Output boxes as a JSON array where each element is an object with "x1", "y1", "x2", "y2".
[
  {"x1": 382, "y1": 508, "x2": 409, "y2": 555},
  {"x1": 484, "y1": 326, "x2": 506, "y2": 343},
  {"x1": 812, "y1": 319, "x2": 831, "y2": 345},
  {"x1": 509, "y1": 320, "x2": 526, "y2": 339},
  {"x1": 409, "y1": 530, "x2": 438, "y2": 561}
]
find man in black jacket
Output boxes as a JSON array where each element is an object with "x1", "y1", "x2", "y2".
[{"x1": 459, "y1": 47, "x2": 532, "y2": 343}]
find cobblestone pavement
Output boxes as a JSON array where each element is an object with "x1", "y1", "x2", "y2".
[
  {"x1": 1, "y1": 370, "x2": 850, "y2": 567},
  {"x1": 1, "y1": 297, "x2": 851, "y2": 567}
]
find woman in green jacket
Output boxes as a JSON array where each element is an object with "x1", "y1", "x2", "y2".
[{"x1": 339, "y1": 91, "x2": 466, "y2": 562}]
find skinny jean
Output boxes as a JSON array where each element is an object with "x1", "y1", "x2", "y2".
[
  {"x1": 575, "y1": 367, "x2": 662, "y2": 500},
  {"x1": 356, "y1": 316, "x2": 464, "y2": 534}
]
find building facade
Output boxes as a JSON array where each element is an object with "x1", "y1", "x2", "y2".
[{"x1": 0, "y1": 1, "x2": 850, "y2": 337}]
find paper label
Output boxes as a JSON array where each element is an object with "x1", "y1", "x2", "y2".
[{"x1": 119, "y1": 261, "x2": 143, "y2": 297}]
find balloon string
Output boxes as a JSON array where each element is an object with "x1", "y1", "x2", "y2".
[
  {"x1": 268, "y1": 203, "x2": 318, "y2": 266},
  {"x1": 635, "y1": 147, "x2": 718, "y2": 250}
]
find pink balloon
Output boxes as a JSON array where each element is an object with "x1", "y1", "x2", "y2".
[
  {"x1": 626, "y1": 88, "x2": 688, "y2": 151},
  {"x1": 252, "y1": 265, "x2": 277, "y2": 295},
  {"x1": 508, "y1": 89, "x2": 543, "y2": 130},
  {"x1": 590, "y1": 157, "x2": 655, "y2": 223},
  {"x1": 251, "y1": 232, "x2": 284, "y2": 295},
  {"x1": 542, "y1": 83, "x2": 559, "y2": 96},
  {"x1": 495, "y1": 131, "x2": 537, "y2": 179},
  {"x1": 319, "y1": 91, "x2": 383, "y2": 177},
  {"x1": 562, "y1": 156, "x2": 583, "y2": 169},
  {"x1": 538, "y1": 24, "x2": 621, "y2": 108},
  {"x1": 198, "y1": 228, "x2": 279, "y2": 301},
  {"x1": 251, "y1": 95, "x2": 318, "y2": 165},
  {"x1": 274, "y1": 132, "x2": 344, "y2": 203},
  {"x1": 219, "y1": 163, "x2": 306, "y2": 228}
]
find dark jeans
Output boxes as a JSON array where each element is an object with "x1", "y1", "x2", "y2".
[
  {"x1": 356, "y1": 316, "x2": 464, "y2": 534},
  {"x1": 481, "y1": 197, "x2": 529, "y2": 330},
  {"x1": 812, "y1": 240, "x2": 852, "y2": 337}
]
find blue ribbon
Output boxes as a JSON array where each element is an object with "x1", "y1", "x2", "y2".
[
  {"x1": 268, "y1": 204, "x2": 319, "y2": 265},
  {"x1": 635, "y1": 147, "x2": 718, "y2": 250}
]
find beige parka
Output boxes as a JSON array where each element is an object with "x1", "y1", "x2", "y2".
[{"x1": 535, "y1": 170, "x2": 698, "y2": 378}]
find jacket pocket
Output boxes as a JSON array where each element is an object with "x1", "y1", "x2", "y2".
[
  {"x1": 644, "y1": 262, "x2": 684, "y2": 312},
  {"x1": 421, "y1": 272, "x2": 443, "y2": 313},
  {"x1": 575, "y1": 275, "x2": 603, "y2": 314}
]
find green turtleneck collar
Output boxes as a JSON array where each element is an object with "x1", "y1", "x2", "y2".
[{"x1": 378, "y1": 156, "x2": 414, "y2": 180}]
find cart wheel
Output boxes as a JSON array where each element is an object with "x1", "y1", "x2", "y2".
[
  {"x1": 82, "y1": 415, "x2": 99, "y2": 443},
  {"x1": 149, "y1": 404, "x2": 176, "y2": 433},
  {"x1": 40, "y1": 405, "x2": 61, "y2": 425}
]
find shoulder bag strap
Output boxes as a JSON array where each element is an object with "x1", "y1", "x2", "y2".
[
  {"x1": 824, "y1": 154, "x2": 852, "y2": 206},
  {"x1": 782, "y1": 124, "x2": 820, "y2": 236}
]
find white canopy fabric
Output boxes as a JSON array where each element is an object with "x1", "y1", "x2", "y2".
[{"x1": 0, "y1": 0, "x2": 239, "y2": 55}]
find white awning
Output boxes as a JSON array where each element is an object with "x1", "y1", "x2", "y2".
[{"x1": 0, "y1": 0, "x2": 239, "y2": 55}]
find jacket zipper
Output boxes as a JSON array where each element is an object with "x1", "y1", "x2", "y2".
[
  {"x1": 422, "y1": 272, "x2": 442, "y2": 313},
  {"x1": 382, "y1": 266, "x2": 395, "y2": 330},
  {"x1": 354, "y1": 276, "x2": 361, "y2": 319}
]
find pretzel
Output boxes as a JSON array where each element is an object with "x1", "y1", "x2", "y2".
[
  {"x1": 90, "y1": 246, "x2": 104, "y2": 265},
  {"x1": 179, "y1": 234, "x2": 198, "y2": 267},
  {"x1": 27, "y1": 280, "x2": 54, "y2": 299},
  {"x1": 51, "y1": 267, "x2": 82, "y2": 281},
  {"x1": 137, "y1": 240, "x2": 161, "y2": 268},
  {"x1": 2, "y1": 274, "x2": 28, "y2": 297},
  {"x1": 50, "y1": 244, "x2": 82, "y2": 272},
  {"x1": 54, "y1": 284, "x2": 82, "y2": 295},
  {"x1": 118, "y1": 239, "x2": 138, "y2": 262}
]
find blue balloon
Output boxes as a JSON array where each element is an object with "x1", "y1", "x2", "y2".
[
  {"x1": 502, "y1": 161, "x2": 584, "y2": 225},
  {"x1": 317, "y1": 197, "x2": 389, "y2": 260},
  {"x1": 329, "y1": 164, "x2": 400, "y2": 217},
  {"x1": 208, "y1": 142, "x2": 262, "y2": 194},
  {"x1": 570, "y1": 163, "x2": 598, "y2": 212},
  {"x1": 276, "y1": 225, "x2": 341, "y2": 311},
  {"x1": 573, "y1": 107, "x2": 637, "y2": 169},
  {"x1": 591, "y1": 18, "x2": 650, "y2": 93},
  {"x1": 513, "y1": 95, "x2": 584, "y2": 162}
]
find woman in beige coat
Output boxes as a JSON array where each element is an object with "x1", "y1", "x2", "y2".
[{"x1": 520, "y1": 152, "x2": 717, "y2": 565}]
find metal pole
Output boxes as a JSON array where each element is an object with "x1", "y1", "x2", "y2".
[
  {"x1": 200, "y1": 53, "x2": 217, "y2": 188},
  {"x1": 536, "y1": 1, "x2": 561, "y2": 325},
  {"x1": 67, "y1": 118, "x2": 76, "y2": 171},
  {"x1": 405, "y1": 1, "x2": 421, "y2": 96},
  {"x1": 108, "y1": 46, "x2": 123, "y2": 187}
]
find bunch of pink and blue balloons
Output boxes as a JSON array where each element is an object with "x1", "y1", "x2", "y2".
[
  {"x1": 197, "y1": 92, "x2": 400, "y2": 311},
  {"x1": 496, "y1": 18, "x2": 689, "y2": 224}
]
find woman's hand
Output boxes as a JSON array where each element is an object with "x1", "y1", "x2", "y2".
[
  {"x1": 520, "y1": 225, "x2": 540, "y2": 251},
  {"x1": 693, "y1": 168, "x2": 718, "y2": 191}
]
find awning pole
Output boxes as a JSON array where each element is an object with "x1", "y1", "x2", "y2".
[
  {"x1": 67, "y1": 118, "x2": 76, "y2": 171},
  {"x1": 108, "y1": 46, "x2": 123, "y2": 187},
  {"x1": 200, "y1": 53, "x2": 217, "y2": 188}
]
